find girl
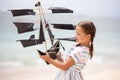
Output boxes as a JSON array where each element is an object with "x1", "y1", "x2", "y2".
[{"x1": 39, "y1": 21, "x2": 96, "y2": 80}]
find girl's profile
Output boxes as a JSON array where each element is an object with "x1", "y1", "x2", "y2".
[{"x1": 39, "y1": 21, "x2": 96, "y2": 80}]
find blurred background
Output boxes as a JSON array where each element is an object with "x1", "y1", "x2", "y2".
[{"x1": 0, "y1": 0, "x2": 120, "y2": 80}]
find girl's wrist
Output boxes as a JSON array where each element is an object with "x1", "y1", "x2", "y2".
[{"x1": 47, "y1": 58, "x2": 53, "y2": 64}]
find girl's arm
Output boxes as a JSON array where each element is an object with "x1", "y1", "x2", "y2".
[
  {"x1": 40, "y1": 52, "x2": 75, "y2": 70},
  {"x1": 56, "y1": 57, "x2": 64, "y2": 62}
]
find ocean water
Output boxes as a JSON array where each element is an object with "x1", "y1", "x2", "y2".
[{"x1": 0, "y1": 11, "x2": 120, "y2": 67}]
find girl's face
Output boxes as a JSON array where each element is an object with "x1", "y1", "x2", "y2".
[{"x1": 76, "y1": 26, "x2": 91, "y2": 45}]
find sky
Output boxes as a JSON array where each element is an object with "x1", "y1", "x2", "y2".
[{"x1": 0, "y1": 0, "x2": 120, "y2": 18}]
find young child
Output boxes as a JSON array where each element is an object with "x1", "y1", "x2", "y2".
[{"x1": 39, "y1": 21, "x2": 96, "y2": 80}]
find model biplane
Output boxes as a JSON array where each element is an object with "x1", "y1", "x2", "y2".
[{"x1": 9, "y1": 1, "x2": 76, "y2": 64}]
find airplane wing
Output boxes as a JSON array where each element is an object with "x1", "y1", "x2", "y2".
[
  {"x1": 17, "y1": 34, "x2": 40, "y2": 47},
  {"x1": 56, "y1": 37, "x2": 76, "y2": 42},
  {"x1": 13, "y1": 22, "x2": 37, "y2": 34},
  {"x1": 51, "y1": 24, "x2": 75, "y2": 30},
  {"x1": 48, "y1": 7, "x2": 73, "y2": 13},
  {"x1": 9, "y1": 9, "x2": 35, "y2": 17},
  {"x1": 18, "y1": 39, "x2": 39, "y2": 47}
]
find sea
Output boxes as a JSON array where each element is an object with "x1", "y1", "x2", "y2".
[{"x1": 0, "y1": 10, "x2": 120, "y2": 68}]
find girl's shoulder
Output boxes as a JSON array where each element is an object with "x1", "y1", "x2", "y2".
[
  {"x1": 68, "y1": 45, "x2": 90, "y2": 64},
  {"x1": 72, "y1": 45, "x2": 89, "y2": 53}
]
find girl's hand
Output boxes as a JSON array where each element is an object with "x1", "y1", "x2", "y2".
[
  {"x1": 39, "y1": 52, "x2": 51, "y2": 61},
  {"x1": 57, "y1": 52, "x2": 63, "y2": 59},
  {"x1": 57, "y1": 52, "x2": 63, "y2": 62}
]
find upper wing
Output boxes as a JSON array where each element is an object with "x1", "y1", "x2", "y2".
[
  {"x1": 48, "y1": 7, "x2": 73, "y2": 13},
  {"x1": 9, "y1": 9, "x2": 35, "y2": 17}
]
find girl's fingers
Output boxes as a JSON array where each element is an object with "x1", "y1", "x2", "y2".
[{"x1": 57, "y1": 52, "x2": 63, "y2": 58}]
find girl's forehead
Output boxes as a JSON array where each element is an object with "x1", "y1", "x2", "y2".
[{"x1": 76, "y1": 26, "x2": 84, "y2": 32}]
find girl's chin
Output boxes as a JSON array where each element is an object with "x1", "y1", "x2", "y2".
[{"x1": 76, "y1": 40, "x2": 79, "y2": 43}]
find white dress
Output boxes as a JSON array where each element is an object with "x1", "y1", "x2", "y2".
[{"x1": 55, "y1": 45, "x2": 90, "y2": 80}]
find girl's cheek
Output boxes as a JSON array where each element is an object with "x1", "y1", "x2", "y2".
[{"x1": 77, "y1": 38, "x2": 81, "y2": 43}]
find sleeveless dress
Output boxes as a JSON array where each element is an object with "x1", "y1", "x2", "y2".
[{"x1": 55, "y1": 45, "x2": 90, "y2": 80}]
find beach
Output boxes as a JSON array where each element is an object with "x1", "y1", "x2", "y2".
[
  {"x1": 83, "y1": 57, "x2": 120, "y2": 80},
  {"x1": 0, "y1": 56, "x2": 120, "y2": 80},
  {"x1": 0, "y1": 64, "x2": 58, "y2": 80}
]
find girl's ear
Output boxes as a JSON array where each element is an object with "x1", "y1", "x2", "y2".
[{"x1": 86, "y1": 34, "x2": 91, "y2": 40}]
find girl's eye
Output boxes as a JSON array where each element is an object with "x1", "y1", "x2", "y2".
[{"x1": 77, "y1": 33, "x2": 80, "y2": 35}]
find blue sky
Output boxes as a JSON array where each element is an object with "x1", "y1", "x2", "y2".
[{"x1": 0, "y1": 0, "x2": 120, "y2": 18}]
